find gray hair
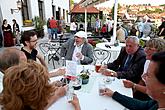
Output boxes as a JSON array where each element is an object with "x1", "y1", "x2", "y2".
[
  {"x1": 83, "y1": 37, "x2": 88, "y2": 43},
  {"x1": 126, "y1": 36, "x2": 139, "y2": 45}
]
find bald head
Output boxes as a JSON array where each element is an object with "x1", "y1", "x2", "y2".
[{"x1": 0, "y1": 47, "x2": 27, "y2": 72}]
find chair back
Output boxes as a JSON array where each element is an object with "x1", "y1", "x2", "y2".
[
  {"x1": 93, "y1": 49, "x2": 111, "y2": 64},
  {"x1": 39, "y1": 42, "x2": 52, "y2": 56}
]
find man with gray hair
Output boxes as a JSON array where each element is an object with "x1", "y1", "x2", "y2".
[
  {"x1": 61, "y1": 31, "x2": 93, "y2": 65},
  {"x1": 99, "y1": 36, "x2": 146, "y2": 83},
  {"x1": 0, "y1": 47, "x2": 27, "y2": 93}
]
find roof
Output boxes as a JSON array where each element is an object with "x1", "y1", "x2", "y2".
[{"x1": 71, "y1": 1, "x2": 100, "y2": 14}]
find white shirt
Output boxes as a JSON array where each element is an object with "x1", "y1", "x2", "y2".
[
  {"x1": 72, "y1": 43, "x2": 84, "y2": 64},
  {"x1": 142, "y1": 60, "x2": 150, "y2": 81},
  {"x1": 0, "y1": 71, "x2": 4, "y2": 93},
  {"x1": 70, "y1": 22, "x2": 77, "y2": 31}
]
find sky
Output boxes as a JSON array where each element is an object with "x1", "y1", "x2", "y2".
[{"x1": 74, "y1": 0, "x2": 165, "y2": 7}]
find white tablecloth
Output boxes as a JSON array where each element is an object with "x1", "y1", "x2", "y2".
[{"x1": 49, "y1": 65, "x2": 132, "y2": 110}]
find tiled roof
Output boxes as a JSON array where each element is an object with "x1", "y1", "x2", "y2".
[{"x1": 71, "y1": 3, "x2": 100, "y2": 14}]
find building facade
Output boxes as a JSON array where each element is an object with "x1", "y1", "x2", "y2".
[{"x1": 0, "y1": 0, "x2": 70, "y2": 32}]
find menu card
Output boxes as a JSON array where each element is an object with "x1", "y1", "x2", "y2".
[{"x1": 66, "y1": 60, "x2": 77, "y2": 76}]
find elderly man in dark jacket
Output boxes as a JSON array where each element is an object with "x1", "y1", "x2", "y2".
[{"x1": 99, "y1": 36, "x2": 146, "y2": 83}]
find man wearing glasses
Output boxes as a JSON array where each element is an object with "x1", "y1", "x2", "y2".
[{"x1": 21, "y1": 30, "x2": 47, "y2": 68}]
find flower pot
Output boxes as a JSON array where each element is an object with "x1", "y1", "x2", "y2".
[{"x1": 82, "y1": 78, "x2": 89, "y2": 85}]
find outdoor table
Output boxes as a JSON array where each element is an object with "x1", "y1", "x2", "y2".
[{"x1": 48, "y1": 65, "x2": 132, "y2": 110}]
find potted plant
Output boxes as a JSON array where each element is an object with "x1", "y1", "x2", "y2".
[
  {"x1": 33, "y1": 16, "x2": 45, "y2": 38},
  {"x1": 80, "y1": 73, "x2": 89, "y2": 85}
]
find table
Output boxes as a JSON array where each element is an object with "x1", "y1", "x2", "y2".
[
  {"x1": 95, "y1": 42, "x2": 125, "y2": 63},
  {"x1": 49, "y1": 65, "x2": 132, "y2": 110}
]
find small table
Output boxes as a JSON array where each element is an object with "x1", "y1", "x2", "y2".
[{"x1": 49, "y1": 65, "x2": 132, "y2": 110}]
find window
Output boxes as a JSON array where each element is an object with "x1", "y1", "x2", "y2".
[
  {"x1": 63, "y1": 9, "x2": 65, "y2": 19},
  {"x1": 52, "y1": 5, "x2": 55, "y2": 17},
  {"x1": 58, "y1": 7, "x2": 61, "y2": 20},
  {"x1": 22, "y1": 0, "x2": 29, "y2": 23},
  {"x1": 38, "y1": 0, "x2": 44, "y2": 20}
]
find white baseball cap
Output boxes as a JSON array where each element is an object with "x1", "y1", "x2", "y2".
[{"x1": 74, "y1": 31, "x2": 87, "y2": 39}]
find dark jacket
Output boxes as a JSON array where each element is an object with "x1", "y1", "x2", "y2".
[
  {"x1": 13, "y1": 23, "x2": 20, "y2": 32},
  {"x1": 112, "y1": 92, "x2": 158, "y2": 110},
  {"x1": 107, "y1": 47, "x2": 146, "y2": 83}
]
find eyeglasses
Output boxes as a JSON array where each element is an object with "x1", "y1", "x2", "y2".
[
  {"x1": 145, "y1": 47, "x2": 157, "y2": 51},
  {"x1": 29, "y1": 39, "x2": 38, "y2": 42}
]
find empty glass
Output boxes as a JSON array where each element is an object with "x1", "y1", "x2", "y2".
[
  {"x1": 72, "y1": 76, "x2": 82, "y2": 90},
  {"x1": 98, "y1": 81, "x2": 106, "y2": 96}
]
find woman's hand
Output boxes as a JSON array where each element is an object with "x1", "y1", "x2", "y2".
[
  {"x1": 123, "y1": 80, "x2": 134, "y2": 88},
  {"x1": 56, "y1": 68, "x2": 66, "y2": 76},
  {"x1": 69, "y1": 94, "x2": 81, "y2": 110},
  {"x1": 54, "y1": 86, "x2": 67, "y2": 97},
  {"x1": 101, "y1": 88, "x2": 114, "y2": 97},
  {"x1": 49, "y1": 68, "x2": 66, "y2": 77}
]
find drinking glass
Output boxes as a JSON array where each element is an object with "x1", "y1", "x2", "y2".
[
  {"x1": 98, "y1": 81, "x2": 106, "y2": 96},
  {"x1": 66, "y1": 82, "x2": 74, "y2": 101},
  {"x1": 72, "y1": 76, "x2": 82, "y2": 90},
  {"x1": 95, "y1": 60, "x2": 102, "y2": 73}
]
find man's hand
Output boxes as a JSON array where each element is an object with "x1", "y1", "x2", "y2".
[
  {"x1": 98, "y1": 65, "x2": 107, "y2": 73},
  {"x1": 101, "y1": 69, "x2": 117, "y2": 77},
  {"x1": 76, "y1": 52, "x2": 83, "y2": 60}
]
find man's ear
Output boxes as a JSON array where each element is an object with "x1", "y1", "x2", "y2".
[{"x1": 25, "y1": 41, "x2": 29, "y2": 45}]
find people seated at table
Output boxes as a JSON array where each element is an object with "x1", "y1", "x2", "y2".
[
  {"x1": 0, "y1": 61, "x2": 67, "y2": 110},
  {"x1": 123, "y1": 38, "x2": 165, "y2": 100},
  {"x1": 61, "y1": 31, "x2": 94, "y2": 65},
  {"x1": 0, "y1": 47, "x2": 66, "y2": 93},
  {"x1": 101, "y1": 51, "x2": 165, "y2": 110},
  {"x1": 0, "y1": 47, "x2": 27, "y2": 93},
  {"x1": 21, "y1": 31, "x2": 47, "y2": 68},
  {"x1": 99, "y1": 36, "x2": 146, "y2": 83}
]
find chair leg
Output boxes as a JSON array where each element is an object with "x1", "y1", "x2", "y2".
[{"x1": 52, "y1": 59, "x2": 55, "y2": 69}]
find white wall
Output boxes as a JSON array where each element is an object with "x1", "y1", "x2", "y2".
[
  {"x1": 44, "y1": 0, "x2": 53, "y2": 20},
  {"x1": 0, "y1": 0, "x2": 23, "y2": 26},
  {"x1": 53, "y1": 0, "x2": 70, "y2": 23}
]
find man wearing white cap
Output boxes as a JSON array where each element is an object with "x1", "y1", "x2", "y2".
[{"x1": 61, "y1": 31, "x2": 93, "y2": 64}]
